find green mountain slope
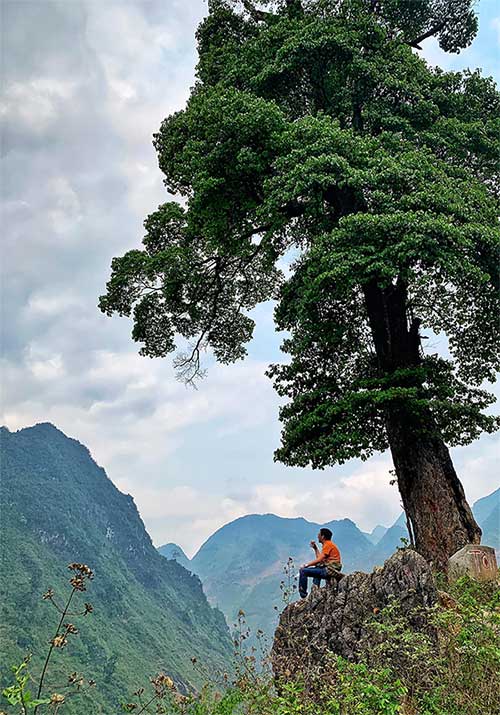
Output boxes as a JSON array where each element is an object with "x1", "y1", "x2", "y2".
[{"x1": 0, "y1": 424, "x2": 231, "y2": 714}]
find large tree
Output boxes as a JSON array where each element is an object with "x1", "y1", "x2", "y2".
[{"x1": 100, "y1": 0, "x2": 500, "y2": 570}]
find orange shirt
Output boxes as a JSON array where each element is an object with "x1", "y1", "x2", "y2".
[{"x1": 320, "y1": 540, "x2": 341, "y2": 564}]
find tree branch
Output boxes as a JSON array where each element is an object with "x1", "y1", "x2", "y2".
[
  {"x1": 240, "y1": 0, "x2": 272, "y2": 22},
  {"x1": 408, "y1": 21, "x2": 446, "y2": 49}
]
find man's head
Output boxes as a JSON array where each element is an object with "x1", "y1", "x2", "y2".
[{"x1": 318, "y1": 527, "x2": 333, "y2": 543}]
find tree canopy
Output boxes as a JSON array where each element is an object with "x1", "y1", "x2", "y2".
[{"x1": 100, "y1": 0, "x2": 499, "y2": 472}]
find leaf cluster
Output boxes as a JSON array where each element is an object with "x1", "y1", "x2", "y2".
[{"x1": 100, "y1": 0, "x2": 500, "y2": 460}]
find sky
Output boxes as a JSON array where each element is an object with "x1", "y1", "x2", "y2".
[{"x1": 2, "y1": 0, "x2": 499, "y2": 557}]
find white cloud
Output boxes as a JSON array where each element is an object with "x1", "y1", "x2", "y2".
[
  {"x1": 25, "y1": 347, "x2": 66, "y2": 381},
  {"x1": 2, "y1": 0, "x2": 499, "y2": 561}
]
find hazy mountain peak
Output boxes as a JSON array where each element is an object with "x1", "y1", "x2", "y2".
[
  {"x1": 364, "y1": 525, "x2": 388, "y2": 545},
  {"x1": 473, "y1": 488, "x2": 500, "y2": 523},
  {"x1": 158, "y1": 542, "x2": 191, "y2": 569}
]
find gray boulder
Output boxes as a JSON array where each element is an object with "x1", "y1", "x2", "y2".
[{"x1": 272, "y1": 549, "x2": 437, "y2": 681}]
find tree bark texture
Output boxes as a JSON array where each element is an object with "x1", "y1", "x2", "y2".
[
  {"x1": 363, "y1": 278, "x2": 481, "y2": 570},
  {"x1": 386, "y1": 416, "x2": 481, "y2": 569}
]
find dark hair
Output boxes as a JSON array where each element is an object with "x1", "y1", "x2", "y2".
[{"x1": 320, "y1": 527, "x2": 332, "y2": 540}]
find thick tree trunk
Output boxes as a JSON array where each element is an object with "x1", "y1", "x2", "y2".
[
  {"x1": 363, "y1": 278, "x2": 481, "y2": 570},
  {"x1": 386, "y1": 415, "x2": 481, "y2": 570}
]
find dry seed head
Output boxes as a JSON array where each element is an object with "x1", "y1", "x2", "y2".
[
  {"x1": 70, "y1": 576, "x2": 87, "y2": 591},
  {"x1": 51, "y1": 635, "x2": 67, "y2": 648},
  {"x1": 50, "y1": 693, "x2": 65, "y2": 704},
  {"x1": 68, "y1": 563, "x2": 94, "y2": 578},
  {"x1": 150, "y1": 672, "x2": 175, "y2": 696}
]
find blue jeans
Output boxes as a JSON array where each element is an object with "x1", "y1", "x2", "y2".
[{"x1": 299, "y1": 566, "x2": 328, "y2": 597}]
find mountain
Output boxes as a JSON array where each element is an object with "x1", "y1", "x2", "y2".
[
  {"x1": 363, "y1": 525, "x2": 388, "y2": 545},
  {"x1": 473, "y1": 488, "x2": 499, "y2": 527},
  {"x1": 473, "y1": 489, "x2": 499, "y2": 552},
  {"x1": 0, "y1": 424, "x2": 231, "y2": 714},
  {"x1": 371, "y1": 512, "x2": 409, "y2": 564},
  {"x1": 164, "y1": 490, "x2": 499, "y2": 643},
  {"x1": 158, "y1": 542, "x2": 191, "y2": 570},
  {"x1": 187, "y1": 514, "x2": 373, "y2": 641}
]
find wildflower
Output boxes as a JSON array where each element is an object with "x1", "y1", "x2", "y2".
[
  {"x1": 88, "y1": 679, "x2": 96, "y2": 687},
  {"x1": 133, "y1": 687, "x2": 145, "y2": 696},
  {"x1": 42, "y1": 588, "x2": 54, "y2": 600},
  {"x1": 50, "y1": 693, "x2": 65, "y2": 704},
  {"x1": 70, "y1": 576, "x2": 87, "y2": 592},
  {"x1": 68, "y1": 672, "x2": 84, "y2": 687},
  {"x1": 83, "y1": 602, "x2": 93, "y2": 615},
  {"x1": 51, "y1": 635, "x2": 67, "y2": 648},
  {"x1": 64, "y1": 623, "x2": 78, "y2": 635},
  {"x1": 68, "y1": 563, "x2": 94, "y2": 578},
  {"x1": 150, "y1": 673, "x2": 174, "y2": 697},
  {"x1": 68, "y1": 564, "x2": 94, "y2": 591}
]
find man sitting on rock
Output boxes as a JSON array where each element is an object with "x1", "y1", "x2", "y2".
[{"x1": 298, "y1": 528, "x2": 342, "y2": 599}]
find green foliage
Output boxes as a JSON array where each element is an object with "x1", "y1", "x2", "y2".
[
  {"x1": 2, "y1": 660, "x2": 51, "y2": 711},
  {"x1": 2, "y1": 564, "x2": 96, "y2": 715},
  {"x1": 364, "y1": 574, "x2": 500, "y2": 714},
  {"x1": 326, "y1": 659, "x2": 406, "y2": 715},
  {"x1": 121, "y1": 575, "x2": 499, "y2": 715},
  {"x1": 1, "y1": 425, "x2": 232, "y2": 714},
  {"x1": 100, "y1": 0, "x2": 499, "y2": 468},
  {"x1": 3, "y1": 534, "x2": 499, "y2": 715}
]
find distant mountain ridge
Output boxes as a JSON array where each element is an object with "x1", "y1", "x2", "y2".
[
  {"x1": 160, "y1": 490, "x2": 499, "y2": 641},
  {"x1": 158, "y1": 542, "x2": 191, "y2": 569},
  {"x1": 363, "y1": 525, "x2": 389, "y2": 544},
  {"x1": 472, "y1": 488, "x2": 500, "y2": 549},
  {"x1": 1, "y1": 423, "x2": 231, "y2": 714}
]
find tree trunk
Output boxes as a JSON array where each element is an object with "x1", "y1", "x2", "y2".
[
  {"x1": 386, "y1": 414, "x2": 481, "y2": 570},
  {"x1": 363, "y1": 278, "x2": 481, "y2": 570}
]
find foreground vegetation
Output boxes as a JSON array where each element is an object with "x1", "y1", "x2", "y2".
[
  {"x1": 3, "y1": 563, "x2": 499, "y2": 715},
  {"x1": 121, "y1": 573, "x2": 500, "y2": 715}
]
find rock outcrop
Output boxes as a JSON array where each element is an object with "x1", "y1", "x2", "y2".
[{"x1": 272, "y1": 549, "x2": 437, "y2": 681}]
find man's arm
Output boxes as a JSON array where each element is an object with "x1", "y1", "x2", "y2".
[
  {"x1": 303, "y1": 542, "x2": 326, "y2": 568},
  {"x1": 304, "y1": 556, "x2": 325, "y2": 567}
]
